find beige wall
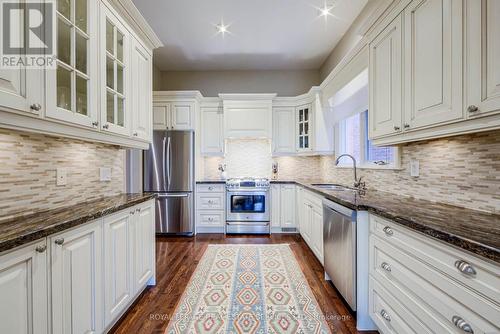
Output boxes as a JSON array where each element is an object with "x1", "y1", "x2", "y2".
[
  {"x1": 155, "y1": 70, "x2": 320, "y2": 96},
  {"x1": 319, "y1": 0, "x2": 383, "y2": 80},
  {"x1": 153, "y1": 64, "x2": 162, "y2": 90},
  {"x1": 0, "y1": 129, "x2": 125, "y2": 221}
]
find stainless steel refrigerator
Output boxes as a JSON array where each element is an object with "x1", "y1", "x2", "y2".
[{"x1": 144, "y1": 130, "x2": 194, "y2": 235}]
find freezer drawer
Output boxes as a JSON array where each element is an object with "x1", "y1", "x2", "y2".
[{"x1": 155, "y1": 193, "x2": 193, "y2": 235}]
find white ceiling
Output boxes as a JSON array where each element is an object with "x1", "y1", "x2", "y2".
[{"x1": 132, "y1": 0, "x2": 368, "y2": 71}]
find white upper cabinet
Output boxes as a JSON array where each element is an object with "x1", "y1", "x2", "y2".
[
  {"x1": 369, "y1": 15, "x2": 403, "y2": 139},
  {"x1": 464, "y1": 0, "x2": 500, "y2": 118},
  {"x1": 0, "y1": 67, "x2": 44, "y2": 117},
  {"x1": 130, "y1": 37, "x2": 152, "y2": 141},
  {"x1": 296, "y1": 104, "x2": 313, "y2": 152},
  {"x1": 201, "y1": 106, "x2": 224, "y2": 155},
  {"x1": 272, "y1": 107, "x2": 296, "y2": 155},
  {"x1": 153, "y1": 92, "x2": 198, "y2": 131},
  {"x1": 50, "y1": 221, "x2": 103, "y2": 334},
  {"x1": 403, "y1": 0, "x2": 463, "y2": 130},
  {"x1": 171, "y1": 102, "x2": 195, "y2": 130},
  {"x1": 100, "y1": 3, "x2": 131, "y2": 137},
  {"x1": 0, "y1": 240, "x2": 48, "y2": 334},
  {"x1": 46, "y1": 0, "x2": 99, "y2": 129}
]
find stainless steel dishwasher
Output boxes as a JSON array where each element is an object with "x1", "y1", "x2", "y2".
[{"x1": 323, "y1": 198, "x2": 357, "y2": 311}]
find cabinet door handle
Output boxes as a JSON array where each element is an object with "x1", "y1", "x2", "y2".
[
  {"x1": 136, "y1": 208, "x2": 141, "y2": 212},
  {"x1": 102, "y1": 124, "x2": 109, "y2": 129},
  {"x1": 54, "y1": 238, "x2": 64, "y2": 245},
  {"x1": 452, "y1": 316, "x2": 474, "y2": 333},
  {"x1": 454, "y1": 260, "x2": 476, "y2": 277},
  {"x1": 403, "y1": 123, "x2": 410, "y2": 129},
  {"x1": 381, "y1": 262, "x2": 392, "y2": 272},
  {"x1": 92, "y1": 121, "x2": 99, "y2": 127},
  {"x1": 383, "y1": 226, "x2": 393, "y2": 236},
  {"x1": 133, "y1": 132, "x2": 138, "y2": 136},
  {"x1": 393, "y1": 125, "x2": 401, "y2": 131},
  {"x1": 35, "y1": 245, "x2": 47, "y2": 253},
  {"x1": 30, "y1": 103, "x2": 42, "y2": 111},
  {"x1": 380, "y1": 309, "x2": 391, "y2": 322},
  {"x1": 130, "y1": 210, "x2": 135, "y2": 215},
  {"x1": 467, "y1": 105, "x2": 479, "y2": 113}
]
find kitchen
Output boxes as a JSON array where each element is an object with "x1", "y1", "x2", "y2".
[{"x1": 0, "y1": 0, "x2": 499, "y2": 334}]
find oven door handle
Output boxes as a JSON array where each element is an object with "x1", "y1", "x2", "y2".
[{"x1": 226, "y1": 222, "x2": 270, "y2": 226}]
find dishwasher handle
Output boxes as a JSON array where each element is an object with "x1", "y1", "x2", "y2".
[{"x1": 322, "y1": 199, "x2": 356, "y2": 219}]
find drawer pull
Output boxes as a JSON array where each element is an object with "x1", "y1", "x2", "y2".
[
  {"x1": 208, "y1": 200, "x2": 214, "y2": 204},
  {"x1": 35, "y1": 245, "x2": 47, "y2": 253},
  {"x1": 380, "y1": 309, "x2": 391, "y2": 322},
  {"x1": 54, "y1": 238, "x2": 64, "y2": 245},
  {"x1": 208, "y1": 186, "x2": 213, "y2": 191},
  {"x1": 452, "y1": 316, "x2": 474, "y2": 333},
  {"x1": 381, "y1": 262, "x2": 392, "y2": 272},
  {"x1": 383, "y1": 226, "x2": 394, "y2": 236},
  {"x1": 208, "y1": 217, "x2": 214, "y2": 222},
  {"x1": 454, "y1": 260, "x2": 476, "y2": 277}
]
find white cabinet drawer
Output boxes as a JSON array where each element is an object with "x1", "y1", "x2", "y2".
[
  {"x1": 370, "y1": 235, "x2": 500, "y2": 333},
  {"x1": 196, "y1": 193, "x2": 225, "y2": 210},
  {"x1": 370, "y1": 214, "x2": 500, "y2": 303},
  {"x1": 304, "y1": 189, "x2": 323, "y2": 209},
  {"x1": 369, "y1": 277, "x2": 431, "y2": 334},
  {"x1": 197, "y1": 211, "x2": 224, "y2": 227},
  {"x1": 196, "y1": 184, "x2": 225, "y2": 193}
]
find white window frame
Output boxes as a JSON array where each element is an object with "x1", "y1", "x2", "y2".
[{"x1": 336, "y1": 110, "x2": 402, "y2": 170}]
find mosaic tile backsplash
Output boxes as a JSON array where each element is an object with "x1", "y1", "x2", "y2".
[
  {"x1": 0, "y1": 129, "x2": 125, "y2": 221},
  {"x1": 202, "y1": 131, "x2": 500, "y2": 213}
]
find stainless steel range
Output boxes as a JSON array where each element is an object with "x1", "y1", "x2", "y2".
[{"x1": 226, "y1": 178, "x2": 270, "y2": 234}]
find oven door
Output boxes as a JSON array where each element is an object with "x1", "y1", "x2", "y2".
[{"x1": 226, "y1": 190, "x2": 270, "y2": 222}]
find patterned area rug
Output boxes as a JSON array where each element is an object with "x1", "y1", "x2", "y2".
[{"x1": 165, "y1": 244, "x2": 331, "y2": 334}]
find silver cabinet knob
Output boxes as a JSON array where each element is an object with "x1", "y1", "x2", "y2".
[
  {"x1": 208, "y1": 200, "x2": 214, "y2": 204},
  {"x1": 133, "y1": 132, "x2": 138, "y2": 136},
  {"x1": 383, "y1": 226, "x2": 394, "y2": 236},
  {"x1": 393, "y1": 125, "x2": 401, "y2": 131},
  {"x1": 130, "y1": 210, "x2": 135, "y2": 215},
  {"x1": 208, "y1": 187, "x2": 213, "y2": 191},
  {"x1": 403, "y1": 123, "x2": 410, "y2": 129},
  {"x1": 30, "y1": 103, "x2": 42, "y2": 111},
  {"x1": 467, "y1": 105, "x2": 479, "y2": 113},
  {"x1": 452, "y1": 316, "x2": 474, "y2": 333},
  {"x1": 35, "y1": 245, "x2": 47, "y2": 253},
  {"x1": 92, "y1": 121, "x2": 99, "y2": 127},
  {"x1": 454, "y1": 260, "x2": 476, "y2": 277},
  {"x1": 136, "y1": 208, "x2": 141, "y2": 212},
  {"x1": 381, "y1": 262, "x2": 392, "y2": 272},
  {"x1": 208, "y1": 217, "x2": 214, "y2": 222},
  {"x1": 380, "y1": 309, "x2": 391, "y2": 322},
  {"x1": 102, "y1": 124, "x2": 109, "y2": 129},
  {"x1": 54, "y1": 238, "x2": 64, "y2": 245}
]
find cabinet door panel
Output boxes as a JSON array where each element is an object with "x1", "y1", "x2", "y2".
[
  {"x1": 302, "y1": 201, "x2": 312, "y2": 244},
  {"x1": 131, "y1": 39, "x2": 152, "y2": 140},
  {"x1": 171, "y1": 102, "x2": 194, "y2": 130},
  {"x1": 104, "y1": 211, "x2": 132, "y2": 326},
  {"x1": 153, "y1": 104, "x2": 170, "y2": 129},
  {"x1": 404, "y1": 0, "x2": 463, "y2": 129},
  {"x1": 369, "y1": 15, "x2": 402, "y2": 138},
  {"x1": 271, "y1": 184, "x2": 281, "y2": 228},
  {"x1": 465, "y1": 0, "x2": 500, "y2": 118},
  {"x1": 132, "y1": 203, "x2": 155, "y2": 292},
  {"x1": 201, "y1": 107, "x2": 223, "y2": 155},
  {"x1": 311, "y1": 205, "x2": 323, "y2": 263},
  {"x1": 51, "y1": 221, "x2": 102, "y2": 334},
  {"x1": 0, "y1": 241, "x2": 48, "y2": 334},
  {"x1": 273, "y1": 107, "x2": 296, "y2": 154},
  {"x1": 280, "y1": 185, "x2": 296, "y2": 228}
]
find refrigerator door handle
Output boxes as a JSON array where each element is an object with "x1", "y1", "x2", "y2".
[
  {"x1": 167, "y1": 136, "x2": 172, "y2": 186},
  {"x1": 157, "y1": 193, "x2": 189, "y2": 198},
  {"x1": 162, "y1": 137, "x2": 167, "y2": 190}
]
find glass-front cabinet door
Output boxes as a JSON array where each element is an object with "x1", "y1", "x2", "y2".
[
  {"x1": 46, "y1": 0, "x2": 98, "y2": 127},
  {"x1": 100, "y1": 3, "x2": 130, "y2": 136},
  {"x1": 296, "y1": 104, "x2": 312, "y2": 151}
]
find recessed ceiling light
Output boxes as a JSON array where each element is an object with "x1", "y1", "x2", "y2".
[
  {"x1": 318, "y1": 2, "x2": 335, "y2": 20},
  {"x1": 215, "y1": 19, "x2": 231, "y2": 37}
]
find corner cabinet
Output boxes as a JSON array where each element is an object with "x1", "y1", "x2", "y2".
[
  {"x1": 0, "y1": 240, "x2": 48, "y2": 334},
  {"x1": 272, "y1": 107, "x2": 296, "y2": 155},
  {"x1": 0, "y1": 0, "x2": 160, "y2": 149}
]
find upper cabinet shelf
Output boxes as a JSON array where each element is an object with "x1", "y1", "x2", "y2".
[
  {"x1": 0, "y1": 0, "x2": 162, "y2": 149},
  {"x1": 368, "y1": 0, "x2": 500, "y2": 146}
]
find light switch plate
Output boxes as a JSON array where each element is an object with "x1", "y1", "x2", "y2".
[
  {"x1": 56, "y1": 168, "x2": 67, "y2": 186},
  {"x1": 99, "y1": 167, "x2": 112, "y2": 182},
  {"x1": 410, "y1": 159, "x2": 420, "y2": 177}
]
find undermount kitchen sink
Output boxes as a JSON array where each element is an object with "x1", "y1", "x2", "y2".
[{"x1": 311, "y1": 184, "x2": 356, "y2": 191}]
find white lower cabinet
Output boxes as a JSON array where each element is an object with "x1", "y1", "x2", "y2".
[
  {"x1": 271, "y1": 184, "x2": 281, "y2": 229},
  {"x1": 369, "y1": 214, "x2": 500, "y2": 333},
  {"x1": 280, "y1": 185, "x2": 296, "y2": 228},
  {"x1": 310, "y1": 204, "x2": 323, "y2": 264},
  {"x1": 131, "y1": 201, "x2": 155, "y2": 293},
  {"x1": 50, "y1": 221, "x2": 103, "y2": 334},
  {"x1": 103, "y1": 209, "x2": 133, "y2": 327},
  {"x1": 196, "y1": 183, "x2": 226, "y2": 232},
  {"x1": 298, "y1": 188, "x2": 323, "y2": 264},
  {"x1": 0, "y1": 240, "x2": 48, "y2": 334}
]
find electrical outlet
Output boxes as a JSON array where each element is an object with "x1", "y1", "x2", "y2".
[
  {"x1": 99, "y1": 167, "x2": 112, "y2": 182},
  {"x1": 56, "y1": 168, "x2": 67, "y2": 186},
  {"x1": 410, "y1": 159, "x2": 420, "y2": 177}
]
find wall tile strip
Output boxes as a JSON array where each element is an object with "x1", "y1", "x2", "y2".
[{"x1": 0, "y1": 129, "x2": 125, "y2": 221}]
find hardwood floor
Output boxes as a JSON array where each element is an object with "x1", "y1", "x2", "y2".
[{"x1": 110, "y1": 234, "x2": 377, "y2": 334}]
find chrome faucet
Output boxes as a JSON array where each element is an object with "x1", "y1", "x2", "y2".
[{"x1": 335, "y1": 154, "x2": 366, "y2": 190}]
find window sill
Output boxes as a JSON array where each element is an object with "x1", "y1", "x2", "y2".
[{"x1": 335, "y1": 164, "x2": 404, "y2": 171}]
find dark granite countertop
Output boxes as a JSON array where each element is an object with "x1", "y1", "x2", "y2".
[
  {"x1": 275, "y1": 179, "x2": 500, "y2": 264},
  {"x1": 0, "y1": 193, "x2": 155, "y2": 253}
]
